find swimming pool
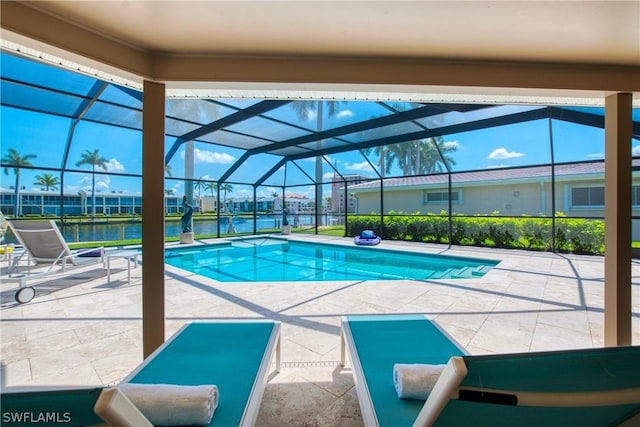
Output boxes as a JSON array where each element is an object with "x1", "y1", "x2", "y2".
[{"x1": 165, "y1": 238, "x2": 499, "y2": 282}]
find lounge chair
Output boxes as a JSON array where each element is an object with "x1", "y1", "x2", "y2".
[
  {"x1": 118, "y1": 320, "x2": 281, "y2": 426},
  {"x1": 1, "y1": 321, "x2": 281, "y2": 427},
  {"x1": 0, "y1": 386, "x2": 107, "y2": 426},
  {"x1": 5, "y1": 220, "x2": 105, "y2": 303},
  {"x1": 340, "y1": 314, "x2": 640, "y2": 427},
  {"x1": 0, "y1": 386, "x2": 153, "y2": 426}
]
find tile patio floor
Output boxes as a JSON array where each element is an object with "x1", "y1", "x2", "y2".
[{"x1": 1, "y1": 235, "x2": 639, "y2": 426}]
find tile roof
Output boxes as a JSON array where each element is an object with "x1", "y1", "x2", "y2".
[{"x1": 347, "y1": 160, "x2": 640, "y2": 191}]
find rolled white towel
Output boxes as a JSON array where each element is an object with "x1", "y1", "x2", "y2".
[
  {"x1": 118, "y1": 383, "x2": 218, "y2": 426},
  {"x1": 393, "y1": 363, "x2": 446, "y2": 400}
]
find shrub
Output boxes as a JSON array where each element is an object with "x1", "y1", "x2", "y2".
[{"x1": 347, "y1": 213, "x2": 604, "y2": 255}]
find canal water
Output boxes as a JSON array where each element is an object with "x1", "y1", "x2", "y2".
[
  {"x1": 53, "y1": 214, "x2": 327, "y2": 242},
  {"x1": 2, "y1": 214, "x2": 342, "y2": 244}
]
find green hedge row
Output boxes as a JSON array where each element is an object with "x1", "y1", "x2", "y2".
[{"x1": 347, "y1": 211, "x2": 605, "y2": 255}]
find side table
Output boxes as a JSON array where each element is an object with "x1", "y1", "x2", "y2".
[{"x1": 106, "y1": 250, "x2": 140, "y2": 284}]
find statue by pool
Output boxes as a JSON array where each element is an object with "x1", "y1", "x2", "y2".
[{"x1": 180, "y1": 195, "x2": 194, "y2": 243}]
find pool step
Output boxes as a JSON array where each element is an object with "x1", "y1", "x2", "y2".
[
  {"x1": 451, "y1": 266, "x2": 476, "y2": 278},
  {"x1": 428, "y1": 267, "x2": 455, "y2": 279},
  {"x1": 471, "y1": 265, "x2": 494, "y2": 276},
  {"x1": 427, "y1": 264, "x2": 495, "y2": 279}
]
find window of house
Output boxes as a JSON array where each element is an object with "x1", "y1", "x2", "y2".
[
  {"x1": 571, "y1": 187, "x2": 604, "y2": 207},
  {"x1": 572, "y1": 185, "x2": 640, "y2": 207},
  {"x1": 423, "y1": 190, "x2": 460, "y2": 204}
]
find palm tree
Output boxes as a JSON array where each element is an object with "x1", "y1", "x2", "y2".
[
  {"x1": 76, "y1": 149, "x2": 108, "y2": 218},
  {"x1": 204, "y1": 182, "x2": 217, "y2": 197},
  {"x1": 34, "y1": 173, "x2": 60, "y2": 191},
  {"x1": 422, "y1": 138, "x2": 457, "y2": 173},
  {"x1": 219, "y1": 183, "x2": 233, "y2": 213},
  {"x1": 204, "y1": 182, "x2": 217, "y2": 213},
  {"x1": 272, "y1": 191, "x2": 280, "y2": 212},
  {"x1": 362, "y1": 145, "x2": 392, "y2": 178},
  {"x1": 291, "y1": 101, "x2": 344, "y2": 223},
  {"x1": 193, "y1": 179, "x2": 206, "y2": 198},
  {"x1": 384, "y1": 137, "x2": 457, "y2": 176},
  {"x1": 2, "y1": 148, "x2": 37, "y2": 217}
]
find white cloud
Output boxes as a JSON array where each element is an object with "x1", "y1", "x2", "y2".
[
  {"x1": 64, "y1": 185, "x2": 80, "y2": 194},
  {"x1": 336, "y1": 110, "x2": 354, "y2": 119},
  {"x1": 633, "y1": 145, "x2": 640, "y2": 156},
  {"x1": 105, "y1": 158, "x2": 125, "y2": 173},
  {"x1": 180, "y1": 148, "x2": 236, "y2": 164},
  {"x1": 224, "y1": 188, "x2": 242, "y2": 199},
  {"x1": 345, "y1": 161, "x2": 374, "y2": 172},
  {"x1": 256, "y1": 187, "x2": 279, "y2": 199},
  {"x1": 95, "y1": 180, "x2": 110, "y2": 192},
  {"x1": 79, "y1": 174, "x2": 111, "y2": 192},
  {"x1": 488, "y1": 147, "x2": 524, "y2": 159},
  {"x1": 194, "y1": 148, "x2": 236, "y2": 164},
  {"x1": 586, "y1": 152, "x2": 604, "y2": 159},
  {"x1": 442, "y1": 140, "x2": 460, "y2": 150}
]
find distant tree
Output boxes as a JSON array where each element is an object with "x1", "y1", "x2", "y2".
[
  {"x1": 422, "y1": 138, "x2": 457, "y2": 173},
  {"x1": 219, "y1": 183, "x2": 234, "y2": 213},
  {"x1": 372, "y1": 137, "x2": 458, "y2": 176},
  {"x1": 203, "y1": 182, "x2": 217, "y2": 212},
  {"x1": 2, "y1": 148, "x2": 37, "y2": 217},
  {"x1": 204, "y1": 182, "x2": 217, "y2": 197},
  {"x1": 193, "y1": 179, "x2": 206, "y2": 198},
  {"x1": 361, "y1": 103, "x2": 457, "y2": 177},
  {"x1": 362, "y1": 145, "x2": 391, "y2": 178},
  {"x1": 76, "y1": 149, "x2": 108, "y2": 218},
  {"x1": 34, "y1": 173, "x2": 60, "y2": 191}
]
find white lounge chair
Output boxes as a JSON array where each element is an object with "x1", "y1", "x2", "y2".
[
  {"x1": 341, "y1": 314, "x2": 640, "y2": 427},
  {"x1": 5, "y1": 220, "x2": 105, "y2": 303}
]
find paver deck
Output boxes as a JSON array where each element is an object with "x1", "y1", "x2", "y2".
[{"x1": 1, "y1": 235, "x2": 639, "y2": 426}]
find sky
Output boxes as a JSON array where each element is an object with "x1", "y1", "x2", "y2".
[{"x1": 1, "y1": 50, "x2": 639, "y2": 203}]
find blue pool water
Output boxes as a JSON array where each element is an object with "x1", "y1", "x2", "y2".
[{"x1": 164, "y1": 238, "x2": 500, "y2": 282}]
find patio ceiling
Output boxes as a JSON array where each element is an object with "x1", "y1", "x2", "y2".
[{"x1": 1, "y1": 1, "x2": 639, "y2": 101}]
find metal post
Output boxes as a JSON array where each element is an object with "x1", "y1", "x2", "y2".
[{"x1": 548, "y1": 114, "x2": 557, "y2": 252}]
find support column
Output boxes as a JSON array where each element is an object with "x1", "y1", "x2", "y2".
[
  {"x1": 604, "y1": 92, "x2": 633, "y2": 346},
  {"x1": 142, "y1": 80, "x2": 166, "y2": 357}
]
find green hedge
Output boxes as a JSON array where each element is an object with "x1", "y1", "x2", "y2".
[{"x1": 347, "y1": 211, "x2": 605, "y2": 255}]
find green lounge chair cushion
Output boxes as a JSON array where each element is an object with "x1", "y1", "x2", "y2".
[
  {"x1": 347, "y1": 314, "x2": 465, "y2": 427},
  {"x1": 128, "y1": 322, "x2": 274, "y2": 427}
]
